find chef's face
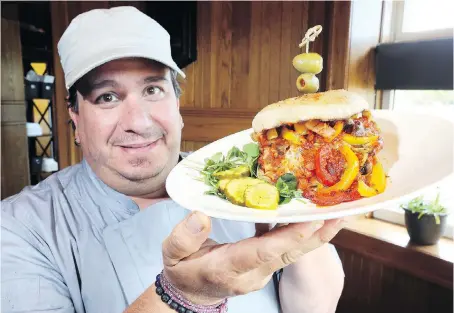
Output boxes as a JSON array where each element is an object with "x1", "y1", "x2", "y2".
[{"x1": 69, "y1": 58, "x2": 183, "y2": 197}]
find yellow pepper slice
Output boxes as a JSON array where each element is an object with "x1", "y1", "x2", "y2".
[
  {"x1": 343, "y1": 134, "x2": 378, "y2": 145},
  {"x1": 281, "y1": 127, "x2": 301, "y2": 145},
  {"x1": 325, "y1": 121, "x2": 344, "y2": 142},
  {"x1": 357, "y1": 158, "x2": 386, "y2": 197},
  {"x1": 266, "y1": 128, "x2": 278, "y2": 140},
  {"x1": 362, "y1": 110, "x2": 372, "y2": 119},
  {"x1": 358, "y1": 180, "x2": 378, "y2": 197},
  {"x1": 369, "y1": 158, "x2": 386, "y2": 193},
  {"x1": 319, "y1": 144, "x2": 359, "y2": 193},
  {"x1": 294, "y1": 122, "x2": 307, "y2": 135}
]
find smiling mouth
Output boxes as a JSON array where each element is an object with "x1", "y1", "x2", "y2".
[{"x1": 118, "y1": 139, "x2": 161, "y2": 153}]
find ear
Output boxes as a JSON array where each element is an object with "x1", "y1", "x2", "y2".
[
  {"x1": 68, "y1": 107, "x2": 80, "y2": 139},
  {"x1": 176, "y1": 99, "x2": 184, "y2": 129}
]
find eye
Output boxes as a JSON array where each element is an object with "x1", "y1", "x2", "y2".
[
  {"x1": 95, "y1": 93, "x2": 119, "y2": 104},
  {"x1": 145, "y1": 86, "x2": 165, "y2": 101}
]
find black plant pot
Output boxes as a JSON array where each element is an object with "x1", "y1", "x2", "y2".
[{"x1": 404, "y1": 208, "x2": 448, "y2": 245}]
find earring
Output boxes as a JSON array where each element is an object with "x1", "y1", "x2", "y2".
[{"x1": 74, "y1": 138, "x2": 80, "y2": 146}]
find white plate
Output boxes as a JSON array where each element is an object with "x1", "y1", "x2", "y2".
[{"x1": 166, "y1": 110, "x2": 454, "y2": 223}]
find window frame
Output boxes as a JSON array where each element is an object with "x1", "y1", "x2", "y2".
[{"x1": 372, "y1": 0, "x2": 454, "y2": 240}]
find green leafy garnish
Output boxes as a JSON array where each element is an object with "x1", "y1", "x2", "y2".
[
  {"x1": 243, "y1": 143, "x2": 260, "y2": 178},
  {"x1": 402, "y1": 192, "x2": 447, "y2": 224},
  {"x1": 276, "y1": 173, "x2": 304, "y2": 204},
  {"x1": 198, "y1": 143, "x2": 260, "y2": 196},
  {"x1": 196, "y1": 145, "x2": 306, "y2": 206}
]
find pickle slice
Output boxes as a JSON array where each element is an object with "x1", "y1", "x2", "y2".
[
  {"x1": 213, "y1": 165, "x2": 250, "y2": 179},
  {"x1": 244, "y1": 183, "x2": 280, "y2": 210},
  {"x1": 224, "y1": 178, "x2": 263, "y2": 205},
  {"x1": 218, "y1": 179, "x2": 230, "y2": 193}
]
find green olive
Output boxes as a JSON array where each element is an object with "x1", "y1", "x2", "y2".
[
  {"x1": 292, "y1": 52, "x2": 323, "y2": 74},
  {"x1": 296, "y1": 73, "x2": 319, "y2": 93}
]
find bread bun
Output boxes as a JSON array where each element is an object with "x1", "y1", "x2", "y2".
[{"x1": 252, "y1": 89, "x2": 369, "y2": 133}]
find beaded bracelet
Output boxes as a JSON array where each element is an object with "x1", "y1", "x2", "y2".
[{"x1": 155, "y1": 271, "x2": 228, "y2": 313}]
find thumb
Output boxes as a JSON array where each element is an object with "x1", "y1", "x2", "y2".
[{"x1": 162, "y1": 211, "x2": 211, "y2": 267}]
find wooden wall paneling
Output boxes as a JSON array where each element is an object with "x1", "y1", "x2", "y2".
[
  {"x1": 289, "y1": 1, "x2": 309, "y2": 100},
  {"x1": 180, "y1": 141, "x2": 210, "y2": 153},
  {"x1": 1, "y1": 5, "x2": 27, "y2": 101},
  {"x1": 336, "y1": 246, "x2": 453, "y2": 313},
  {"x1": 1, "y1": 4, "x2": 31, "y2": 199},
  {"x1": 278, "y1": 1, "x2": 295, "y2": 101},
  {"x1": 246, "y1": 1, "x2": 262, "y2": 110},
  {"x1": 257, "y1": 2, "x2": 271, "y2": 109},
  {"x1": 180, "y1": 108, "x2": 255, "y2": 142},
  {"x1": 325, "y1": 1, "x2": 352, "y2": 90},
  {"x1": 180, "y1": 1, "x2": 327, "y2": 112},
  {"x1": 198, "y1": 2, "x2": 212, "y2": 109},
  {"x1": 1, "y1": 103, "x2": 30, "y2": 199},
  {"x1": 51, "y1": 1, "x2": 75, "y2": 170},
  {"x1": 230, "y1": 1, "x2": 251, "y2": 111},
  {"x1": 180, "y1": 1, "x2": 337, "y2": 151},
  {"x1": 210, "y1": 2, "x2": 232, "y2": 109},
  {"x1": 307, "y1": 1, "x2": 327, "y2": 91},
  {"x1": 266, "y1": 1, "x2": 283, "y2": 105},
  {"x1": 277, "y1": 1, "x2": 292, "y2": 102}
]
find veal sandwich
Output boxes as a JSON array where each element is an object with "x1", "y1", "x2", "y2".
[{"x1": 251, "y1": 89, "x2": 386, "y2": 206}]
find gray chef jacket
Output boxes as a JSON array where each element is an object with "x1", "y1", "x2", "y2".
[{"x1": 1, "y1": 159, "x2": 282, "y2": 313}]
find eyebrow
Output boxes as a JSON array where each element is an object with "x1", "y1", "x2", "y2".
[
  {"x1": 142, "y1": 76, "x2": 169, "y2": 84},
  {"x1": 88, "y1": 79, "x2": 119, "y2": 92},
  {"x1": 80, "y1": 75, "x2": 169, "y2": 98}
]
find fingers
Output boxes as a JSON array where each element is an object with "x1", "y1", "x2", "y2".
[
  {"x1": 261, "y1": 218, "x2": 346, "y2": 275},
  {"x1": 316, "y1": 218, "x2": 346, "y2": 244},
  {"x1": 227, "y1": 221, "x2": 326, "y2": 274},
  {"x1": 162, "y1": 211, "x2": 212, "y2": 267}
]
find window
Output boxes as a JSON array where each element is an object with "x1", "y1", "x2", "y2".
[
  {"x1": 373, "y1": 1, "x2": 454, "y2": 240},
  {"x1": 390, "y1": 1, "x2": 454, "y2": 42}
]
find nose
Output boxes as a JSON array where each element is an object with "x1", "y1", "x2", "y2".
[{"x1": 118, "y1": 95, "x2": 153, "y2": 134}]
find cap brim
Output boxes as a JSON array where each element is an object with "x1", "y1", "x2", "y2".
[{"x1": 65, "y1": 49, "x2": 186, "y2": 89}]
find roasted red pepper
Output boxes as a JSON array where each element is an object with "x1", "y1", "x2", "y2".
[
  {"x1": 315, "y1": 144, "x2": 345, "y2": 187},
  {"x1": 304, "y1": 188, "x2": 362, "y2": 206}
]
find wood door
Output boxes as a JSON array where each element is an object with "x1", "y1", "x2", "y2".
[{"x1": 1, "y1": 4, "x2": 31, "y2": 199}]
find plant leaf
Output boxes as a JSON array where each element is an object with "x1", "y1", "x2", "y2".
[
  {"x1": 434, "y1": 214, "x2": 440, "y2": 225},
  {"x1": 243, "y1": 143, "x2": 259, "y2": 158}
]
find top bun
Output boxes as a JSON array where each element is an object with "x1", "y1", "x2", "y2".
[{"x1": 252, "y1": 89, "x2": 369, "y2": 133}]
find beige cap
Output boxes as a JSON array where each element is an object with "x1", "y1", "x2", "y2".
[{"x1": 57, "y1": 6, "x2": 186, "y2": 90}]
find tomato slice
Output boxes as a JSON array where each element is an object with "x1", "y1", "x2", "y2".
[
  {"x1": 304, "y1": 189, "x2": 362, "y2": 206},
  {"x1": 315, "y1": 144, "x2": 345, "y2": 187}
]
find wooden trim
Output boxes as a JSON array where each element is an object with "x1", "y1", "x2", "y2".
[
  {"x1": 51, "y1": 1, "x2": 73, "y2": 170},
  {"x1": 1, "y1": 100, "x2": 26, "y2": 124},
  {"x1": 332, "y1": 226, "x2": 453, "y2": 290},
  {"x1": 180, "y1": 107, "x2": 257, "y2": 118},
  {"x1": 181, "y1": 108, "x2": 255, "y2": 142},
  {"x1": 343, "y1": 0, "x2": 383, "y2": 108}
]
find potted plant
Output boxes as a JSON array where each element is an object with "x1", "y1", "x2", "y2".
[{"x1": 401, "y1": 193, "x2": 448, "y2": 245}]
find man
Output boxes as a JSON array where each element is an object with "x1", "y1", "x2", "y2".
[{"x1": 1, "y1": 6, "x2": 345, "y2": 313}]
